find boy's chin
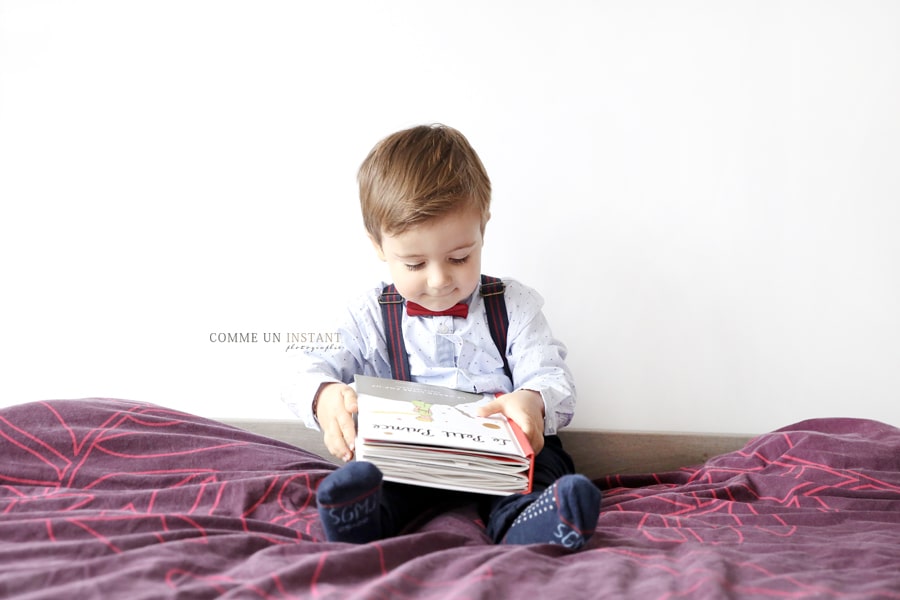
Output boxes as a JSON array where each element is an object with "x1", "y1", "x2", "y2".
[
  {"x1": 416, "y1": 293, "x2": 470, "y2": 312},
  {"x1": 408, "y1": 282, "x2": 479, "y2": 311},
  {"x1": 418, "y1": 299, "x2": 462, "y2": 311}
]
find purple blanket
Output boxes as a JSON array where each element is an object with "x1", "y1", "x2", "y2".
[{"x1": 2, "y1": 399, "x2": 899, "y2": 598}]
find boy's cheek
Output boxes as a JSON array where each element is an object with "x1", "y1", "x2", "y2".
[{"x1": 387, "y1": 267, "x2": 415, "y2": 295}]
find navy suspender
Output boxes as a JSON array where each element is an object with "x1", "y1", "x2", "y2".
[
  {"x1": 479, "y1": 275, "x2": 512, "y2": 380},
  {"x1": 377, "y1": 284, "x2": 411, "y2": 382},
  {"x1": 378, "y1": 274, "x2": 511, "y2": 383}
]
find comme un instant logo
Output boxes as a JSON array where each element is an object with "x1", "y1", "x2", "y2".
[{"x1": 208, "y1": 332, "x2": 342, "y2": 352}]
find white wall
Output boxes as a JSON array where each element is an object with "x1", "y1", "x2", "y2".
[{"x1": 2, "y1": 1, "x2": 898, "y2": 434}]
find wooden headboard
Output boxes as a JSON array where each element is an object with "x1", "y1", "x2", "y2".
[{"x1": 223, "y1": 419, "x2": 753, "y2": 480}]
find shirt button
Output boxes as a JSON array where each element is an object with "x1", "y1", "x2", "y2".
[{"x1": 438, "y1": 325, "x2": 449, "y2": 334}]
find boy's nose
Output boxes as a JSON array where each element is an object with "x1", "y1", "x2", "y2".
[{"x1": 427, "y1": 265, "x2": 452, "y2": 290}]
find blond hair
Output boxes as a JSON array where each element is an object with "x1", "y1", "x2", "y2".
[{"x1": 358, "y1": 124, "x2": 491, "y2": 245}]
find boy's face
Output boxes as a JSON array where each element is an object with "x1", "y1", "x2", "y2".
[{"x1": 373, "y1": 207, "x2": 485, "y2": 312}]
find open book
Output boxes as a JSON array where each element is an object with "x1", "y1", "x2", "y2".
[{"x1": 354, "y1": 375, "x2": 534, "y2": 496}]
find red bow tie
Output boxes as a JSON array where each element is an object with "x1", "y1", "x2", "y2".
[{"x1": 406, "y1": 302, "x2": 469, "y2": 318}]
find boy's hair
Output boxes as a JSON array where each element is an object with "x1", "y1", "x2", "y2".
[{"x1": 358, "y1": 124, "x2": 492, "y2": 245}]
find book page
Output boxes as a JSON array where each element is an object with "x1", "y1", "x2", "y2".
[
  {"x1": 355, "y1": 375, "x2": 526, "y2": 458},
  {"x1": 355, "y1": 375, "x2": 485, "y2": 406}
]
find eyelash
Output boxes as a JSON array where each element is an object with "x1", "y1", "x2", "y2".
[{"x1": 405, "y1": 256, "x2": 469, "y2": 271}]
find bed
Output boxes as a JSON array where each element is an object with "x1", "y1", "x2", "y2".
[{"x1": 2, "y1": 398, "x2": 899, "y2": 598}]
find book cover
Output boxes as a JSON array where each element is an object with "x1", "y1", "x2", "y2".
[{"x1": 354, "y1": 375, "x2": 534, "y2": 496}]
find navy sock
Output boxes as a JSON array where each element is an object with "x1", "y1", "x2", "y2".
[
  {"x1": 316, "y1": 461, "x2": 383, "y2": 544},
  {"x1": 502, "y1": 474, "x2": 601, "y2": 550}
]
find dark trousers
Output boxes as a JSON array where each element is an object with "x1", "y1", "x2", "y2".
[{"x1": 380, "y1": 435, "x2": 575, "y2": 542}]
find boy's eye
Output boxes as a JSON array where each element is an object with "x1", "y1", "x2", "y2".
[{"x1": 404, "y1": 256, "x2": 467, "y2": 271}]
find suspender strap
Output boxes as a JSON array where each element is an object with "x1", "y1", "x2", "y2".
[
  {"x1": 378, "y1": 275, "x2": 511, "y2": 383},
  {"x1": 479, "y1": 275, "x2": 512, "y2": 381},
  {"x1": 378, "y1": 284, "x2": 412, "y2": 381}
]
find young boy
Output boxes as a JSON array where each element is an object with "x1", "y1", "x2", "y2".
[{"x1": 285, "y1": 124, "x2": 600, "y2": 549}]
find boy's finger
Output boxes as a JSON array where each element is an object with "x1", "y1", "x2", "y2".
[
  {"x1": 475, "y1": 399, "x2": 502, "y2": 417},
  {"x1": 340, "y1": 418, "x2": 356, "y2": 455},
  {"x1": 324, "y1": 427, "x2": 351, "y2": 461},
  {"x1": 509, "y1": 411, "x2": 544, "y2": 455},
  {"x1": 341, "y1": 387, "x2": 359, "y2": 413},
  {"x1": 526, "y1": 425, "x2": 544, "y2": 454}
]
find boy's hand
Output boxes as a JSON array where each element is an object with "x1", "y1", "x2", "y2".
[
  {"x1": 476, "y1": 389, "x2": 546, "y2": 455},
  {"x1": 315, "y1": 383, "x2": 358, "y2": 462}
]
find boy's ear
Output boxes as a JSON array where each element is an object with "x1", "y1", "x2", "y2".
[{"x1": 368, "y1": 234, "x2": 386, "y2": 261}]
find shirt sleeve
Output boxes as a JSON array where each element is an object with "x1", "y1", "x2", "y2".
[
  {"x1": 280, "y1": 286, "x2": 392, "y2": 430},
  {"x1": 502, "y1": 279, "x2": 577, "y2": 435}
]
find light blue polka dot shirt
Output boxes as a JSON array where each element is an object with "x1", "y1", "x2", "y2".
[{"x1": 283, "y1": 278, "x2": 576, "y2": 435}]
